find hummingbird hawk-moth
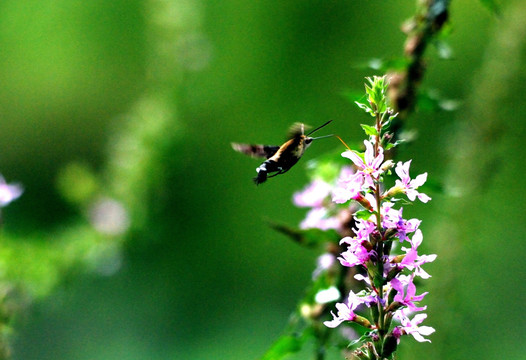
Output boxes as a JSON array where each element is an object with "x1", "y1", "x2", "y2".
[{"x1": 232, "y1": 120, "x2": 333, "y2": 185}]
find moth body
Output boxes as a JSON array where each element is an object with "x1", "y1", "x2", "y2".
[{"x1": 232, "y1": 120, "x2": 332, "y2": 185}]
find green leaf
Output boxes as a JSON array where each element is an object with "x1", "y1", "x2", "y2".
[
  {"x1": 377, "y1": 101, "x2": 387, "y2": 114},
  {"x1": 365, "y1": 84, "x2": 377, "y2": 102},
  {"x1": 260, "y1": 335, "x2": 303, "y2": 360},
  {"x1": 355, "y1": 101, "x2": 374, "y2": 116},
  {"x1": 373, "y1": 275, "x2": 385, "y2": 290},
  {"x1": 354, "y1": 210, "x2": 373, "y2": 220},
  {"x1": 349, "y1": 150, "x2": 365, "y2": 163},
  {"x1": 384, "y1": 139, "x2": 405, "y2": 151},
  {"x1": 348, "y1": 331, "x2": 375, "y2": 349},
  {"x1": 341, "y1": 89, "x2": 366, "y2": 103},
  {"x1": 360, "y1": 124, "x2": 378, "y2": 137}
]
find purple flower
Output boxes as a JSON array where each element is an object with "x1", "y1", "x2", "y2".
[
  {"x1": 336, "y1": 218, "x2": 378, "y2": 267},
  {"x1": 400, "y1": 230, "x2": 437, "y2": 279},
  {"x1": 332, "y1": 168, "x2": 363, "y2": 204},
  {"x1": 363, "y1": 198, "x2": 420, "y2": 242},
  {"x1": 392, "y1": 326, "x2": 403, "y2": 344},
  {"x1": 321, "y1": 76, "x2": 435, "y2": 350},
  {"x1": 394, "y1": 160, "x2": 431, "y2": 203},
  {"x1": 324, "y1": 291, "x2": 363, "y2": 328},
  {"x1": 342, "y1": 140, "x2": 384, "y2": 189},
  {"x1": 382, "y1": 206, "x2": 421, "y2": 242},
  {"x1": 0, "y1": 176, "x2": 23, "y2": 207},
  {"x1": 397, "y1": 313, "x2": 435, "y2": 343},
  {"x1": 338, "y1": 239, "x2": 373, "y2": 267},
  {"x1": 312, "y1": 253, "x2": 336, "y2": 279},
  {"x1": 293, "y1": 179, "x2": 332, "y2": 207},
  {"x1": 293, "y1": 178, "x2": 340, "y2": 230},
  {"x1": 391, "y1": 275, "x2": 428, "y2": 313},
  {"x1": 299, "y1": 207, "x2": 340, "y2": 230},
  {"x1": 352, "y1": 218, "x2": 377, "y2": 242}
]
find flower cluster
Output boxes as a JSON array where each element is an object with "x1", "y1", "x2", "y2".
[
  {"x1": 293, "y1": 166, "x2": 355, "y2": 232},
  {"x1": 295, "y1": 76, "x2": 436, "y2": 359}
]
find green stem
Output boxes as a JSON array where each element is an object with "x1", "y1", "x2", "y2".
[
  {"x1": 373, "y1": 111, "x2": 383, "y2": 235},
  {"x1": 373, "y1": 105, "x2": 388, "y2": 359}
]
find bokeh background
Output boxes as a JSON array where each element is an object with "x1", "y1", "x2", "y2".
[{"x1": 0, "y1": 0, "x2": 525, "y2": 359}]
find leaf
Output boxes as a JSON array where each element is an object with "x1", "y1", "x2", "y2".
[
  {"x1": 373, "y1": 275, "x2": 385, "y2": 290},
  {"x1": 348, "y1": 331, "x2": 375, "y2": 349},
  {"x1": 340, "y1": 89, "x2": 366, "y2": 103},
  {"x1": 384, "y1": 139, "x2": 405, "y2": 151},
  {"x1": 354, "y1": 210, "x2": 373, "y2": 221},
  {"x1": 354, "y1": 101, "x2": 374, "y2": 116},
  {"x1": 365, "y1": 84, "x2": 377, "y2": 103},
  {"x1": 360, "y1": 124, "x2": 378, "y2": 137},
  {"x1": 260, "y1": 335, "x2": 303, "y2": 360},
  {"x1": 268, "y1": 222, "x2": 340, "y2": 247}
]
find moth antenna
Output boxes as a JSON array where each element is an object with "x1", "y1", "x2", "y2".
[{"x1": 306, "y1": 120, "x2": 332, "y2": 136}]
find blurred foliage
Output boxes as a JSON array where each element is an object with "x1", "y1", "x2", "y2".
[{"x1": 0, "y1": 0, "x2": 522, "y2": 359}]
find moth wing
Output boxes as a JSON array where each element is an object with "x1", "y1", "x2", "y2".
[
  {"x1": 286, "y1": 122, "x2": 309, "y2": 139},
  {"x1": 231, "y1": 143, "x2": 280, "y2": 159}
]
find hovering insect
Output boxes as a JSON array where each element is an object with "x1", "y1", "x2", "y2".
[{"x1": 232, "y1": 120, "x2": 333, "y2": 185}]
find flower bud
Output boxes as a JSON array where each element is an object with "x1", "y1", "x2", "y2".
[
  {"x1": 383, "y1": 312, "x2": 393, "y2": 330},
  {"x1": 353, "y1": 315, "x2": 372, "y2": 328},
  {"x1": 387, "y1": 287, "x2": 397, "y2": 304},
  {"x1": 386, "y1": 301, "x2": 403, "y2": 313},
  {"x1": 370, "y1": 302, "x2": 379, "y2": 324},
  {"x1": 386, "y1": 266, "x2": 402, "y2": 282},
  {"x1": 361, "y1": 240, "x2": 374, "y2": 252},
  {"x1": 355, "y1": 194, "x2": 373, "y2": 211},
  {"x1": 369, "y1": 232, "x2": 382, "y2": 246},
  {"x1": 383, "y1": 184, "x2": 404, "y2": 199},
  {"x1": 370, "y1": 332, "x2": 380, "y2": 342},
  {"x1": 370, "y1": 332, "x2": 381, "y2": 354},
  {"x1": 381, "y1": 333, "x2": 399, "y2": 358},
  {"x1": 380, "y1": 160, "x2": 394, "y2": 172},
  {"x1": 390, "y1": 254, "x2": 405, "y2": 264},
  {"x1": 383, "y1": 228, "x2": 398, "y2": 241}
]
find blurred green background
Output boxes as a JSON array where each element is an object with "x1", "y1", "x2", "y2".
[{"x1": 0, "y1": 0, "x2": 525, "y2": 359}]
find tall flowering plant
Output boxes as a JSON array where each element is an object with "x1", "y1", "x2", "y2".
[{"x1": 321, "y1": 76, "x2": 436, "y2": 358}]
